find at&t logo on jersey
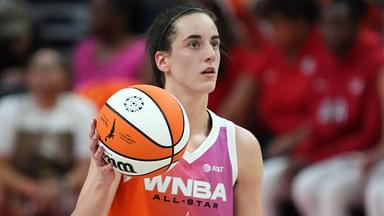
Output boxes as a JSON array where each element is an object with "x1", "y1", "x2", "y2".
[
  {"x1": 202, "y1": 163, "x2": 224, "y2": 173},
  {"x1": 144, "y1": 176, "x2": 227, "y2": 209}
]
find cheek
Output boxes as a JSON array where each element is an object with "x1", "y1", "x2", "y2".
[{"x1": 172, "y1": 52, "x2": 197, "y2": 72}]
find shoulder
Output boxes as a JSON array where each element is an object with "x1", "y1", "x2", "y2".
[
  {"x1": 234, "y1": 126, "x2": 262, "y2": 160},
  {"x1": 61, "y1": 93, "x2": 98, "y2": 116},
  {"x1": 233, "y1": 125, "x2": 263, "y2": 187},
  {"x1": 211, "y1": 113, "x2": 263, "y2": 177},
  {"x1": 212, "y1": 112, "x2": 261, "y2": 152},
  {"x1": 0, "y1": 94, "x2": 26, "y2": 114}
]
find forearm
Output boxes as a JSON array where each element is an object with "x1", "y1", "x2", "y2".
[
  {"x1": 72, "y1": 160, "x2": 119, "y2": 216},
  {"x1": 72, "y1": 180, "x2": 114, "y2": 216}
]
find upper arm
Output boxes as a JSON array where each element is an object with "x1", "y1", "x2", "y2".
[{"x1": 234, "y1": 126, "x2": 263, "y2": 216}]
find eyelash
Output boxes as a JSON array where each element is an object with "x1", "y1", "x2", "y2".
[
  {"x1": 189, "y1": 41, "x2": 200, "y2": 49},
  {"x1": 211, "y1": 41, "x2": 220, "y2": 49},
  {"x1": 188, "y1": 41, "x2": 220, "y2": 49}
]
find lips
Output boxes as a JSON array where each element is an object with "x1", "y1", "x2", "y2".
[{"x1": 201, "y1": 67, "x2": 215, "y2": 74}]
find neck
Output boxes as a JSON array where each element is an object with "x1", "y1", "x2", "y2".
[
  {"x1": 33, "y1": 93, "x2": 58, "y2": 110},
  {"x1": 165, "y1": 84, "x2": 210, "y2": 137}
]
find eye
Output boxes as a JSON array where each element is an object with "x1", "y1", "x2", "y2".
[
  {"x1": 188, "y1": 41, "x2": 200, "y2": 49},
  {"x1": 211, "y1": 40, "x2": 220, "y2": 49}
]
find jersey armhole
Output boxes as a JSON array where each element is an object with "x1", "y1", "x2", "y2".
[{"x1": 226, "y1": 121, "x2": 238, "y2": 186}]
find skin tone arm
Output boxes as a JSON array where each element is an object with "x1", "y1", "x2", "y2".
[
  {"x1": 218, "y1": 73, "x2": 257, "y2": 128},
  {"x1": 362, "y1": 68, "x2": 384, "y2": 174},
  {"x1": 234, "y1": 126, "x2": 263, "y2": 216},
  {"x1": 72, "y1": 120, "x2": 121, "y2": 216}
]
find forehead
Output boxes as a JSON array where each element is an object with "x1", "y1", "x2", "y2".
[
  {"x1": 172, "y1": 13, "x2": 218, "y2": 39},
  {"x1": 30, "y1": 51, "x2": 62, "y2": 67}
]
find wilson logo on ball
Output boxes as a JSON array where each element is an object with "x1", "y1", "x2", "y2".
[{"x1": 103, "y1": 153, "x2": 137, "y2": 173}]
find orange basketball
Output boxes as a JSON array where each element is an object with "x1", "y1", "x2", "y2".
[{"x1": 96, "y1": 84, "x2": 190, "y2": 177}]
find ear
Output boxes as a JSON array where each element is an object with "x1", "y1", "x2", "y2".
[{"x1": 154, "y1": 51, "x2": 170, "y2": 73}]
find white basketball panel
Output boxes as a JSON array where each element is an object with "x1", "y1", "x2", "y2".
[{"x1": 107, "y1": 88, "x2": 172, "y2": 147}]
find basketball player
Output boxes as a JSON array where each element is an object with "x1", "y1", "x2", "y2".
[
  {"x1": 72, "y1": 3, "x2": 263, "y2": 216},
  {"x1": 291, "y1": 0, "x2": 383, "y2": 215}
]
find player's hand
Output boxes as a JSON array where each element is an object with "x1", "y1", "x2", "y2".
[{"x1": 89, "y1": 119, "x2": 116, "y2": 185}]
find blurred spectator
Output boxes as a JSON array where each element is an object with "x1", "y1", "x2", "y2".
[
  {"x1": 250, "y1": 0, "x2": 324, "y2": 156},
  {"x1": 364, "y1": 70, "x2": 384, "y2": 216},
  {"x1": 226, "y1": 0, "x2": 266, "y2": 47},
  {"x1": 71, "y1": 0, "x2": 150, "y2": 89},
  {"x1": 254, "y1": 0, "x2": 330, "y2": 215},
  {"x1": 0, "y1": 49, "x2": 97, "y2": 216},
  {"x1": 27, "y1": 0, "x2": 88, "y2": 56},
  {"x1": 0, "y1": 0, "x2": 38, "y2": 97},
  {"x1": 286, "y1": 0, "x2": 383, "y2": 215},
  {"x1": 131, "y1": 0, "x2": 182, "y2": 34}
]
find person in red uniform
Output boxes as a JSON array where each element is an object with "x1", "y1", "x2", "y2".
[
  {"x1": 258, "y1": 0, "x2": 329, "y2": 214},
  {"x1": 290, "y1": 0, "x2": 383, "y2": 215},
  {"x1": 250, "y1": 0, "x2": 329, "y2": 157},
  {"x1": 262, "y1": 0, "x2": 383, "y2": 215}
]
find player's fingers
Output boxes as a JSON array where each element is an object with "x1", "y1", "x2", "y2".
[
  {"x1": 93, "y1": 146, "x2": 106, "y2": 167},
  {"x1": 100, "y1": 163, "x2": 114, "y2": 174},
  {"x1": 89, "y1": 119, "x2": 96, "y2": 138},
  {"x1": 89, "y1": 131, "x2": 99, "y2": 154}
]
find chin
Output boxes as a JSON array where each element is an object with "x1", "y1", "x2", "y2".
[{"x1": 198, "y1": 82, "x2": 216, "y2": 94}]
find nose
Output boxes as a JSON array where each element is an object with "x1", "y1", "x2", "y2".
[{"x1": 203, "y1": 43, "x2": 216, "y2": 63}]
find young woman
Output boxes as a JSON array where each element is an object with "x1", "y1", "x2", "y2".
[{"x1": 72, "y1": 3, "x2": 263, "y2": 216}]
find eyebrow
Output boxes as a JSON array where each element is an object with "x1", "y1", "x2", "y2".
[{"x1": 182, "y1": 34, "x2": 220, "y2": 41}]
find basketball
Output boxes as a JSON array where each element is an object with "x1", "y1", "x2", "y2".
[{"x1": 96, "y1": 84, "x2": 190, "y2": 177}]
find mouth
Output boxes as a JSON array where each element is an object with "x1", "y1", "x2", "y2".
[{"x1": 200, "y1": 67, "x2": 215, "y2": 75}]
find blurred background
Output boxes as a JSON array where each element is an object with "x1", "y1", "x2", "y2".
[{"x1": 0, "y1": 0, "x2": 383, "y2": 215}]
